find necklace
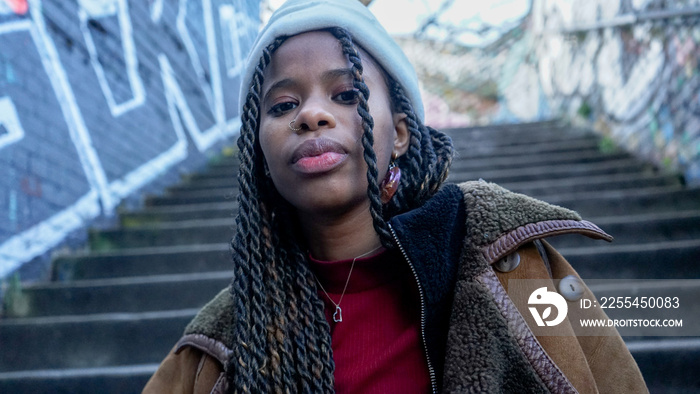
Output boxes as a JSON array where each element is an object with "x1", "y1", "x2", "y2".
[{"x1": 313, "y1": 245, "x2": 383, "y2": 323}]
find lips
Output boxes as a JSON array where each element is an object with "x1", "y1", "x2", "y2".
[
  {"x1": 291, "y1": 138, "x2": 347, "y2": 163},
  {"x1": 290, "y1": 138, "x2": 348, "y2": 174}
]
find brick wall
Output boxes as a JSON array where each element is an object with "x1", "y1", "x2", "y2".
[{"x1": 0, "y1": 0, "x2": 259, "y2": 279}]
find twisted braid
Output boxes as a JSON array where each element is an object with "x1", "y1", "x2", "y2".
[
  {"x1": 228, "y1": 37, "x2": 300, "y2": 392},
  {"x1": 329, "y1": 27, "x2": 394, "y2": 246}
]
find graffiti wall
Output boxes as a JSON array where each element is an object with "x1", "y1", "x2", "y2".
[
  {"x1": 0, "y1": 0, "x2": 258, "y2": 278},
  {"x1": 401, "y1": 0, "x2": 700, "y2": 184},
  {"x1": 496, "y1": 0, "x2": 700, "y2": 184}
]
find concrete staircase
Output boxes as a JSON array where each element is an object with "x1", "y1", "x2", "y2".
[{"x1": 2, "y1": 120, "x2": 699, "y2": 393}]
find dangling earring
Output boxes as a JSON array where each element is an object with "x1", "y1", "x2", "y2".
[{"x1": 380, "y1": 153, "x2": 401, "y2": 204}]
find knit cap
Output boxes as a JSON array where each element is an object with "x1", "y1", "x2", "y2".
[{"x1": 239, "y1": 0, "x2": 425, "y2": 121}]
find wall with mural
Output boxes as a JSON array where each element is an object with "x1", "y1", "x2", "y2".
[
  {"x1": 402, "y1": 0, "x2": 700, "y2": 185},
  {"x1": 0, "y1": 0, "x2": 258, "y2": 279},
  {"x1": 496, "y1": 0, "x2": 700, "y2": 184}
]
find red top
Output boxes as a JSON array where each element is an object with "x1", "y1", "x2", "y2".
[{"x1": 309, "y1": 248, "x2": 431, "y2": 393}]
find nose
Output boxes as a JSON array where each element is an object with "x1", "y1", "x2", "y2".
[{"x1": 294, "y1": 96, "x2": 336, "y2": 132}]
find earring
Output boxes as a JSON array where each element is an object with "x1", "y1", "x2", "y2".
[
  {"x1": 289, "y1": 119, "x2": 302, "y2": 132},
  {"x1": 380, "y1": 153, "x2": 401, "y2": 204},
  {"x1": 263, "y1": 161, "x2": 271, "y2": 178}
]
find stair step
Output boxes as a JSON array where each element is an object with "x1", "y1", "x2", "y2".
[
  {"x1": 146, "y1": 188, "x2": 238, "y2": 206},
  {"x1": 91, "y1": 218, "x2": 234, "y2": 250},
  {"x1": 457, "y1": 136, "x2": 602, "y2": 158},
  {"x1": 3, "y1": 272, "x2": 230, "y2": 318},
  {"x1": 449, "y1": 150, "x2": 630, "y2": 172},
  {"x1": 454, "y1": 127, "x2": 589, "y2": 143},
  {"x1": 449, "y1": 158, "x2": 649, "y2": 184},
  {"x1": 628, "y1": 338, "x2": 700, "y2": 392},
  {"x1": 119, "y1": 202, "x2": 237, "y2": 225},
  {"x1": 560, "y1": 238, "x2": 700, "y2": 279},
  {"x1": 547, "y1": 210, "x2": 700, "y2": 248},
  {"x1": 0, "y1": 364, "x2": 155, "y2": 394},
  {"x1": 0, "y1": 310, "x2": 194, "y2": 372},
  {"x1": 169, "y1": 178, "x2": 238, "y2": 191},
  {"x1": 544, "y1": 186, "x2": 700, "y2": 216},
  {"x1": 501, "y1": 173, "x2": 681, "y2": 198},
  {"x1": 451, "y1": 126, "x2": 594, "y2": 148},
  {"x1": 52, "y1": 244, "x2": 231, "y2": 281}
]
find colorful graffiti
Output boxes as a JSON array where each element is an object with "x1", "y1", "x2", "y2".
[
  {"x1": 499, "y1": 0, "x2": 700, "y2": 183},
  {"x1": 0, "y1": 0, "x2": 258, "y2": 278},
  {"x1": 402, "y1": 0, "x2": 700, "y2": 183}
]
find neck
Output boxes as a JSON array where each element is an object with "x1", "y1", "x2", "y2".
[{"x1": 299, "y1": 203, "x2": 383, "y2": 261}]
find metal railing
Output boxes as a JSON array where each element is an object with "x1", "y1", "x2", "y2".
[{"x1": 561, "y1": 6, "x2": 700, "y2": 33}]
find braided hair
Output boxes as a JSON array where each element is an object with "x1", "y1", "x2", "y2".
[{"x1": 226, "y1": 27, "x2": 454, "y2": 392}]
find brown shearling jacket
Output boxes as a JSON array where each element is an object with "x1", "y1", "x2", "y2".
[{"x1": 144, "y1": 181, "x2": 648, "y2": 393}]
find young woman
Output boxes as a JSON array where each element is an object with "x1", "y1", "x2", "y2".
[{"x1": 144, "y1": 0, "x2": 648, "y2": 392}]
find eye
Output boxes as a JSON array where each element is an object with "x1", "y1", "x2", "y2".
[
  {"x1": 333, "y1": 89, "x2": 359, "y2": 104},
  {"x1": 267, "y1": 101, "x2": 297, "y2": 117}
]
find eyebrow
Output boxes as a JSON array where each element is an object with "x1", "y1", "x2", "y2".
[{"x1": 262, "y1": 68, "x2": 356, "y2": 103}]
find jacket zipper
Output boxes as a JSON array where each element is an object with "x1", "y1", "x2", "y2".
[{"x1": 389, "y1": 223, "x2": 438, "y2": 394}]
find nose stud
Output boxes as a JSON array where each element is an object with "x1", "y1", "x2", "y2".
[{"x1": 289, "y1": 119, "x2": 302, "y2": 132}]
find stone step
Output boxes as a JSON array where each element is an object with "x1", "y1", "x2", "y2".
[
  {"x1": 91, "y1": 218, "x2": 234, "y2": 250},
  {"x1": 449, "y1": 158, "x2": 649, "y2": 185},
  {"x1": 169, "y1": 177, "x2": 238, "y2": 192},
  {"x1": 146, "y1": 188, "x2": 238, "y2": 206},
  {"x1": 547, "y1": 210, "x2": 700, "y2": 248},
  {"x1": 501, "y1": 172, "x2": 681, "y2": 198},
  {"x1": 3, "y1": 272, "x2": 229, "y2": 318},
  {"x1": 52, "y1": 244, "x2": 231, "y2": 281},
  {"x1": 449, "y1": 150, "x2": 631, "y2": 172},
  {"x1": 543, "y1": 186, "x2": 700, "y2": 217},
  {"x1": 0, "y1": 365, "x2": 155, "y2": 394},
  {"x1": 119, "y1": 202, "x2": 236, "y2": 226},
  {"x1": 456, "y1": 136, "x2": 602, "y2": 158},
  {"x1": 560, "y1": 238, "x2": 700, "y2": 279},
  {"x1": 628, "y1": 338, "x2": 700, "y2": 392},
  {"x1": 0, "y1": 310, "x2": 194, "y2": 372},
  {"x1": 451, "y1": 128, "x2": 595, "y2": 149}
]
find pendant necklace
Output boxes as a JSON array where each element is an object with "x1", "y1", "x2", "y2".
[{"x1": 314, "y1": 245, "x2": 383, "y2": 323}]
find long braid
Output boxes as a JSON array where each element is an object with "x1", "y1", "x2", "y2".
[
  {"x1": 329, "y1": 27, "x2": 394, "y2": 247},
  {"x1": 274, "y1": 204, "x2": 334, "y2": 392},
  {"x1": 263, "y1": 207, "x2": 288, "y2": 394},
  {"x1": 228, "y1": 37, "x2": 288, "y2": 392}
]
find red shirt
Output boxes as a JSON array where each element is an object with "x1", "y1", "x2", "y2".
[{"x1": 309, "y1": 248, "x2": 431, "y2": 393}]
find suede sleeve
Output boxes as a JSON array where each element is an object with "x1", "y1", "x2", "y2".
[{"x1": 143, "y1": 345, "x2": 224, "y2": 394}]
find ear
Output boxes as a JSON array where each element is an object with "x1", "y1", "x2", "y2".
[{"x1": 392, "y1": 113, "x2": 410, "y2": 157}]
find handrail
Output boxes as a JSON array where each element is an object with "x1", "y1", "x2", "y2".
[{"x1": 560, "y1": 6, "x2": 700, "y2": 33}]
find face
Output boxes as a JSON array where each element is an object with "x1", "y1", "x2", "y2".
[{"x1": 259, "y1": 31, "x2": 408, "y2": 217}]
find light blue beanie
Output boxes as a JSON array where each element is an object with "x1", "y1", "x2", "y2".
[{"x1": 239, "y1": 0, "x2": 425, "y2": 121}]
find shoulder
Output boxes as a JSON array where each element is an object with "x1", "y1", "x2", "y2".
[
  {"x1": 170, "y1": 288, "x2": 236, "y2": 367},
  {"x1": 452, "y1": 180, "x2": 611, "y2": 264}
]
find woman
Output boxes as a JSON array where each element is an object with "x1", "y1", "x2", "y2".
[{"x1": 144, "y1": 0, "x2": 648, "y2": 392}]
